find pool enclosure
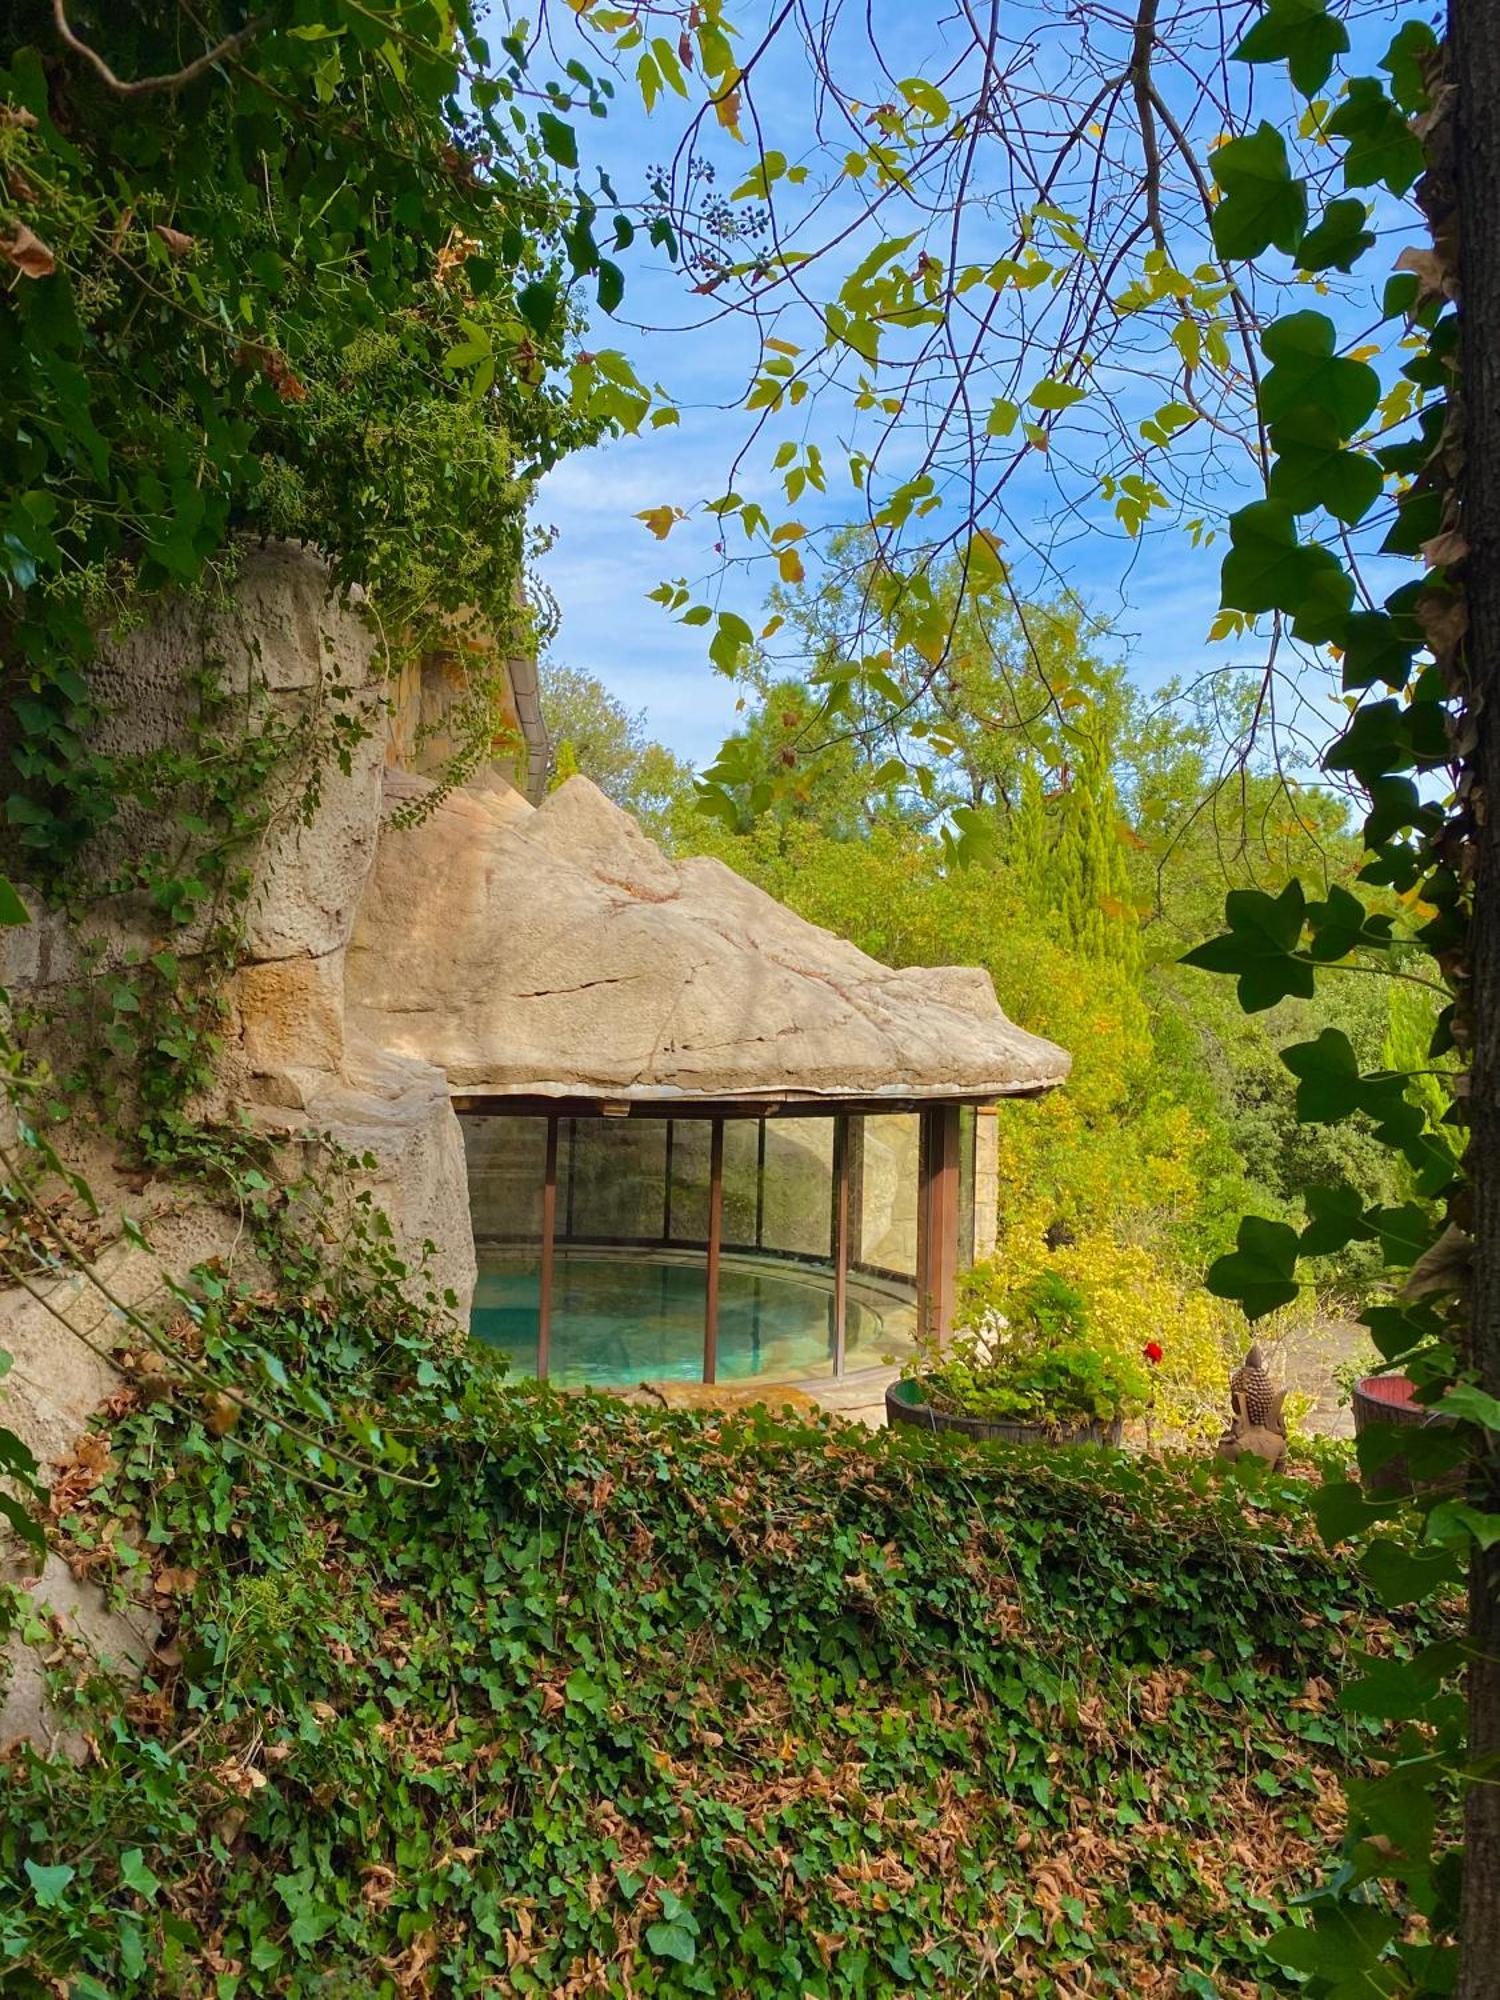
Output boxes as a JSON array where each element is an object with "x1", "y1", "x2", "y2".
[
  {"x1": 460, "y1": 1098, "x2": 985, "y2": 1387},
  {"x1": 343, "y1": 771, "x2": 1070, "y2": 1393}
]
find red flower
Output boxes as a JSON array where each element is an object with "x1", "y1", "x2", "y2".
[{"x1": 1142, "y1": 1341, "x2": 1164, "y2": 1365}]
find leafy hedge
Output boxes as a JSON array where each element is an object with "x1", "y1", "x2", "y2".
[{"x1": 3, "y1": 1300, "x2": 1400, "y2": 1997}]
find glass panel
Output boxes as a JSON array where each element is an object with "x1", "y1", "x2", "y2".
[
  {"x1": 667, "y1": 1118, "x2": 712, "y2": 1244},
  {"x1": 760, "y1": 1119, "x2": 833, "y2": 1259},
  {"x1": 463, "y1": 1114, "x2": 545, "y2": 1246},
  {"x1": 464, "y1": 1115, "x2": 546, "y2": 1374},
  {"x1": 721, "y1": 1119, "x2": 760, "y2": 1248},
  {"x1": 565, "y1": 1117, "x2": 669, "y2": 1242},
  {"x1": 858, "y1": 1113, "x2": 919, "y2": 1278}
]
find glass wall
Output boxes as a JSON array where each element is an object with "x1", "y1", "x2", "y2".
[
  {"x1": 465, "y1": 1115, "x2": 547, "y2": 1372},
  {"x1": 854, "y1": 1114, "x2": 920, "y2": 1280},
  {"x1": 461, "y1": 1108, "x2": 960, "y2": 1389}
]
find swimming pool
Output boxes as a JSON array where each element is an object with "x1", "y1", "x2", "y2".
[{"x1": 470, "y1": 1252, "x2": 908, "y2": 1387}]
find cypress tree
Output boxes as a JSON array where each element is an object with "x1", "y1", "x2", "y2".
[{"x1": 1045, "y1": 723, "x2": 1141, "y2": 969}]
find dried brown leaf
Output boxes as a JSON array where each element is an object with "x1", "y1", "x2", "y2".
[{"x1": 1, "y1": 223, "x2": 56, "y2": 278}]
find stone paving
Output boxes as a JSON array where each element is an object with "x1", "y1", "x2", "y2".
[{"x1": 1262, "y1": 1315, "x2": 1376, "y2": 1441}]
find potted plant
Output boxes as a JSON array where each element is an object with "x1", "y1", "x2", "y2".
[{"x1": 886, "y1": 1268, "x2": 1150, "y2": 1445}]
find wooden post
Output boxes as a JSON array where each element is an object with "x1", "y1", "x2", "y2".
[
  {"x1": 933, "y1": 1104, "x2": 960, "y2": 1342},
  {"x1": 917, "y1": 1105, "x2": 961, "y2": 1342},
  {"x1": 915, "y1": 1112, "x2": 932, "y2": 1332},
  {"x1": 704, "y1": 1116, "x2": 724, "y2": 1383},
  {"x1": 537, "y1": 1114, "x2": 558, "y2": 1379},
  {"x1": 831, "y1": 1114, "x2": 850, "y2": 1377}
]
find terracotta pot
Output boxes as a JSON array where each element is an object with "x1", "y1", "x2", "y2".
[
  {"x1": 1351, "y1": 1374, "x2": 1460, "y2": 1495},
  {"x1": 885, "y1": 1377, "x2": 1122, "y2": 1445}
]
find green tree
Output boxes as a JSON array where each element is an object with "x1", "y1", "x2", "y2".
[
  {"x1": 539, "y1": 662, "x2": 693, "y2": 832},
  {"x1": 1045, "y1": 722, "x2": 1141, "y2": 969},
  {"x1": 0, "y1": 1, "x2": 660, "y2": 873},
  {"x1": 560, "y1": 2, "x2": 1496, "y2": 1969}
]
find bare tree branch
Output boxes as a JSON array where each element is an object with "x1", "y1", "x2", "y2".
[{"x1": 52, "y1": 1, "x2": 267, "y2": 96}]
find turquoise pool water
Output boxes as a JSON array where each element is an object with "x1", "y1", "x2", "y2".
[{"x1": 471, "y1": 1253, "x2": 892, "y2": 1386}]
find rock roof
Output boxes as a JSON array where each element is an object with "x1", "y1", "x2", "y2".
[{"x1": 345, "y1": 773, "x2": 1071, "y2": 1106}]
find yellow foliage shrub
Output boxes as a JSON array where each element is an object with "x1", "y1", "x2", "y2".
[{"x1": 974, "y1": 1222, "x2": 1240, "y2": 1440}]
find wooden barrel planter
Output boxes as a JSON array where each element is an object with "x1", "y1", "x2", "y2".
[
  {"x1": 1352, "y1": 1374, "x2": 1459, "y2": 1494},
  {"x1": 885, "y1": 1377, "x2": 1123, "y2": 1446}
]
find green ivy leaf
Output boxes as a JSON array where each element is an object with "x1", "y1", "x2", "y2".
[
  {"x1": 1328, "y1": 77, "x2": 1424, "y2": 195},
  {"x1": 1325, "y1": 698, "x2": 1431, "y2": 783},
  {"x1": 1361, "y1": 1537, "x2": 1462, "y2": 1608},
  {"x1": 596, "y1": 259, "x2": 625, "y2": 315},
  {"x1": 1425, "y1": 1499, "x2": 1500, "y2": 1551},
  {"x1": 1268, "y1": 409, "x2": 1383, "y2": 524},
  {"x1": 119, "y1": 1849, "x2": 162, "y2": 1902},
  {"x1": 1433, "y1": 1383, "x2": 1500, "y2": 1433},
  {"x1": 24, "y1": 1859, "x2": 75, "y2": 1908},
  {"x1": 1295, "y1": 197, "x2": 1375, "y2": 274},
  {"x1": 1206, "y1": 1215, "x2": 1301, "y2": 1319},
  {"x1": 1232, "y1": 0, "x2": 1350, "y2": 96},
  {"x1": 1219, "y1": 499, "x2": 1354, "y2": 637},
  {"x1": 1209, "y1": 123, "x2": 1307, "y2": 261},
  {"x1": 709, "y1": 611, "x2": 754, "y2": 676},
  {"x1": 516, "y1": 281, "x2": 561, "y2": 339},
  {"x1": 1299, "y1": 1183, "x2": 1378, "y2": 1258},
  {"x1": 0, "y1": 1488, "x2": 46, "y2": 1559},
  {"x1": 1281, "y1": 1031, "x2": 1421, "y2": 1146},
  {"x1": 1028, "y1": 378, "x2": 1087, "y2": 411},
  {"x1": 1311, "y1": 1477, "x2": 1394, "y2": 1547},
  {"x1": 1339, "y1": 606, "x2": 1421, "y2": 693},
  {"x1": 645, "y1": 1920, "x2": 698, "y2": 1964},
  {"x1": 1338, "y1": 1643, "x2": 1465, "y2": 1722},
  {"x1": 1180, "y1": 881, "x2": 1314, "y2": 1012},
  {"x1": 1263, "y1": 1905, "x2": 1400, "y2": 1976},
  {"x1": 1381, "y1": 19, "x2": 1439, "y2": 115},
  {"x1": 0, "y1": 876, "x2": 30, "y2": 926},
  {"x1": 537, "y1": 111, "x2": 578, "y2": 170},
  {"x1": 1304, "y1": 884, "x2": 1393, "y2": 960},
  {"x1": 1369, "y1": 1203, "x2": 1439, "y2": 1270},
  {"x1": 1260, "y1": 313, "x2": 1381, "y2": 436}
]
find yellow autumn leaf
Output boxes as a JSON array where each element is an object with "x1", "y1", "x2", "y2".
[
  {"x1": 765, "y1": 337, "x2": 801, "y2": 357},
  {"x1": 715, "y1": 78, "x2": 742, "y2": 133},
  {"x1": 760, "y1": 615, "x2": 784, "y2": 640},
  {"x1": 771, "y1": 521, "x2": 806, "y2": 543},
  {"x1": 963, "y1": 528, "x2": 1007, "y2": 591},
  {"x1": 636, "y1": 505, "x2": 683, "y2": 540},
  {"x1": 777, "y1": 547, "x2": 805, "y2": 584},
  {"x1": 908, "y1": 622, "x2": 946, "y2": 666}
]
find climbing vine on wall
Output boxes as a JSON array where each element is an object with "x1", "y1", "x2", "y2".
[
  {"x1": 0, "y1": 5, "x2": 668, "y2": 1608},
  {"x1": 0, "y1": 1, "x2": 661, "y2": 880},
  {"x1": 1178, "y1": 19, "x2": 1495, "y2": 1993}
]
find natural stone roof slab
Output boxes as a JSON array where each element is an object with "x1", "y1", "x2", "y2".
[{"x1": 346, "y1": 773, "x2": 1070, "y2": 1105}]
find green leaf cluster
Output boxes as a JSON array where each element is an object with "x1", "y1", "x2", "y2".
[{"x1": 0, "y1": 1289, "x2": 1422, "y2": 1996}]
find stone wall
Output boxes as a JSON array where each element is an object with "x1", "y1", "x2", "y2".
[
  {"x1": 1, "y1": 545, "x2": 484, "y2": 1748},
  {"x1": 973, "y1": 1107, "x2": 1001, "y2": 1263}
]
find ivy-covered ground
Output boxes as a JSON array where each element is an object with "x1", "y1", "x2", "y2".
[{"x1": 3, "y1": 1300, "x2": 1399, "y2": 1998}]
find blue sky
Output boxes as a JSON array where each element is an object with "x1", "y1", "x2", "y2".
[{"x1": 509, "y1": 2, "x2": 1416, "y2": 769}]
